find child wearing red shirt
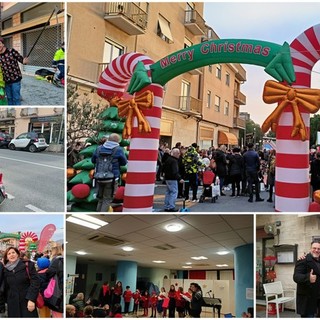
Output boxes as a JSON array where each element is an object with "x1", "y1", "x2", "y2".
[
  {"x1": 140, "y1": 291, "x2": 150, "y2": 317},
  {"x1": 132, "y1": 289, "x2": 141, "y2": 316},
  {"x1": 150, "y1": 291, "x2": 158, "y2": 318},
  {"x1": 123, "y1": 285, "x2": 133, "y2": 316}
]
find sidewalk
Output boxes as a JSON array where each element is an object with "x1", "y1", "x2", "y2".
[
  {"x1": 21, "y1": 74, "x2": 65, "y2": 106},
  {"x1": 153, "y1": 181, "x2": 276, "y2": 212}
]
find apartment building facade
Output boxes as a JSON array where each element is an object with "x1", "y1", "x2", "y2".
[
  {"x1": 0, "y1": 2, "x2": 64, "y2": 75},
  {"x1": 67, "y1": 2, "x2": 246, "y2": 149}
]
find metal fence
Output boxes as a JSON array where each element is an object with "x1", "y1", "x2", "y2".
[{"x1": 22, "y1": 24, "x2": 63, "y2": 70}]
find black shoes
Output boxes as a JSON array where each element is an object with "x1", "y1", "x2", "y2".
[
  {"x1": 267, "y1": 198, "x2": 273, "y2": 203},
  {"x1": 248, "y1": 198, "x2": 253, "y2": 203},
  {"x1": 164, "y1": 208, "x2": 179, "y2": 212},
  {"x1": 256, "y1": 198, "x2": 264, "y2": 202},
  {"x1": 221, "y1": 192, "x2": 226, "y2": 196}
]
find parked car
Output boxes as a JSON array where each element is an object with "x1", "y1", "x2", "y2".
[
  {"x1": 0, "y1": 133, "x2": 12, "y2": 148},
  {"x1": 8, "y1": 132, "x2": 49, "y2": 152}
]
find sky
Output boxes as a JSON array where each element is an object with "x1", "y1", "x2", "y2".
[
  {"x1": 203, "y1": 2, "x2": 320, "y2": 125},
  {"x1": 0, "y1": 214, "x2": 64, "y2": 241}
]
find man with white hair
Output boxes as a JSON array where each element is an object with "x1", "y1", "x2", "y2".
[{"x1": 162, "y1": 148, "x2": 184, "y2": 212}]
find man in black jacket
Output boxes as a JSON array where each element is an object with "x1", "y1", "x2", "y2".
[
  {"x1": 293, "y1": 241, "x2": 320, "y2": 318},
  {"x1": 162, "y1": 148, "x2": 184, "y2": 212}
]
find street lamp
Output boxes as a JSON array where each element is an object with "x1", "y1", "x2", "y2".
[{"x1": 253, "y1": 127, "x2": 256, "y2": 147}]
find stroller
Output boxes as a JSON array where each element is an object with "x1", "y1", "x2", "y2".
[{"x1": 199, "y1": 169, "x2": 217, "y2": 203}]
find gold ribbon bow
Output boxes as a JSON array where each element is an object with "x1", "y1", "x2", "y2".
[
  {"x1": 116, "y1": 90, "x2": 154, "y2": 139},
  {"x1": 262, "y1": 80, "x2": 320, "y2": 141}
]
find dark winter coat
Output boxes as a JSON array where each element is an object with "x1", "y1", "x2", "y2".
[
  {"x1": 243, "y1": 149, "x2": 260, "y2": 173},
  {"x1": 293, "y1": 253, "x2": 320, "y2": 316},
  {"x1": 310, "y1": 158, "x2": 320, "y2": 188},
  {"x1": 3, "y1": 259, "x2": 40, "y2": 318},
  {"x1": 214, "y1": 150, "x2": 227, "y2": 178},
  {"x1": 163, "y1": 155, "x2": 181, "y2": 181},
  {"x1": 0, "y1": 263, "x2": 4, "y2": 312},
  {"x1": 227, "y1": 153, "x2": 244, "y2": 176}
]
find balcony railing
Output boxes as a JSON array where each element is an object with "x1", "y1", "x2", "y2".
[
  {"x1": 235, "y1": 63, "x2": 247, "y2": 82},
  {"x1": 20, "y1": 108, "x2": 38, "y2": 117},
  {"x1": 0, "y1": 108, "x2": 15, "y2": 118},
  {"x1": 105, "y1": 2, "x2": 148, "y2": 35},
  {"x1": 234, "y1": 90, "x2": 246, "y2": 105},
  {"x1": 179, "y1": 96, "x2": 202, "y2": 114},
  {"x1": 184, "y1": 9, "x2": 206, "y2": 35},
  {"x1": 233, "y1": 117, "x2": 246, "y2": 129}
]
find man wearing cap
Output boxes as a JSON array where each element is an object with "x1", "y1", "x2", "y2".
[{"x1": 0, "y1": 37, "x2": 28, "y2": 105}]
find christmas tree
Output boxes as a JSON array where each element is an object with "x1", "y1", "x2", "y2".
[{"x1": 67, "y1": 105, "x2": 129, "y2": 212}]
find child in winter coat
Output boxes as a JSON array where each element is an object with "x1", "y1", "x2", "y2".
[
  {"x1": 123, "y1": 285, "x2": 133, "y2": 315},
  {"x1": 132, "y1": 289, "x2": 141, "y2": 315},
  {"x1": 140, "y1": 291, "x2": 150, "y2": 317},
  {"x1": 37, "y1": 257, "x2": 51, "y2": 318}
]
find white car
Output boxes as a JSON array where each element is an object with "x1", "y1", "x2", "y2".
[{"x1": 8, "y1": 132, "x2": 49, "y2": 152}]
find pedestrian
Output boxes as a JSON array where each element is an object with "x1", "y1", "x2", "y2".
[
  {"x1": 162, "y1": 148, "x2": 184, "y2": 212},
  {"x1": 98, "y1": 281, "x2": 111, "y2": 307},
  {"x1": 66, "y1": 304, "x2": 76, "y2": 318},
  {"x1": 123, "y1": 285, "x2": 133, "y2": 316},
  {"x1": 190, "y1": 282, "x2": 203, "y2": 318},
  {"x1": 0, "y1": 37, "x2": 28, "y2": 105},
  {"x1": 227, "y1": 147, "x2": 244, "y2": 197},
  {"x1": 157, "y1": 287, "x2": 167, "y2": 318},
  {"x1": 214, "y1": 145, "x2": 228, "y2": 196},
  {"x1": 267, "y1": 150, "x2": 276, "y2": 203},
  {"x1": 112, "y1": 281, "x2": 123, "y2": 308},
  {"x1": 177, "y1": 147, "x2": 187, "y2": 198},
  {"x1": 183, "y1": 143, "x2": 204, "y2": 202},
  {"x1": 91, "y1": 133, "x2": 127, "y2": 212},
  {"x1": 168, "y1": 284, "x2": 176, "y2": 318},
  {"x1": 52, "y1": 41, "x2": 65, "y2": 86},
  {"x1": 150, "y1": 291, "x2": 158, "y2": 318},
  {"x1": 293, "y1": 240, "x2": 320, "y2": 318},
  {"x1": 243, "y1": 143, "x2": 264, "y2": 203},
  {"x1": 141, "y1": 290, "x2": 149, "y2": 317},
  {"x1": 83, "y1": 305, "x2": 94, "y2": 318},
  {"x1": 2, "y1": 246, "x2": 40, "y2": 318},
  {"x1": 36, "y1": 257, "x2": 51, "y2": 318},
  {"x1": 175, "y1": 287, "x2": 186, "y2": 318},
  {"x1": 46, "y1": 244, "x2": 63, "y2": 318},
  {"x1": 132, "y1": 289, "x2": 141, "y2": 316},
  {"x1": 310, "y1": 152, "x2": 320, "y2": 200}
]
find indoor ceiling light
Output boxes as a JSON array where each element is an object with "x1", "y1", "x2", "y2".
[
  {"x1": 66, "y1": 214, "x2": 108, "y2": 230},
  {"x1": 153, "y1": 260, "x2": 166, "y2": 264},
  {"x1": 122, "y1": 246, "x2": 134, "y2": 252},
  {"x1": 165, "y1": 223, "x2": 183, "y2": 232},
  {"x1": 185, "y1": 262, "x2": 192, "y2": 265},
  {"x1": 182, "y1": 266, "x2": 192, "y2": 269},
  {"x1": 216, "y1": 264, "x2": 229, "y2": 267},
  {"x1": 191, "y1": 256, "x2": 208, "y2": 260},
  {"x1": 75, "y1": 251, "x2": 87, "y2": 255},
  {"x1": 217, "y1": 251, "x2": 229, "y2": 255}
]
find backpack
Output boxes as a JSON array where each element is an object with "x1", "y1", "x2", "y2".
[{"x1": 93, "y1": 146, "x2": 119, "y2": 182}]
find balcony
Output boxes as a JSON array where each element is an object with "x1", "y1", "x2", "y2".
[
  {"x1": 20, "y1": 108, "x2": 38, "y2": 117},
  {"x1": 184, "y1": 9, "x2": 206, "y2": 35},
  {"x1": 234, "y1": 63, "x2": 247, "y2": 82},
  {"x1": 187, "y1": 68, "x2": 203, "y2": 76},
  {"x1": 233, "y1": 117, "x2": 246, "y2": 129},
  {"x1": 179, "y1": 96, "x2": 202, "y2": 115},
  {"x1": 234, "y1": 90, "x2": 246, "y2": 105},
  {"x1": 104, "y1": 2, "x2": 147, "y2": 35},
  {"x1": 0, "y1": 108, "x2": 15, "y2": 118}
]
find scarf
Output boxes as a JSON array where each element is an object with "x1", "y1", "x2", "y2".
[{"x1": 5, "y1": 259, "x2": 20, "y2": 271}]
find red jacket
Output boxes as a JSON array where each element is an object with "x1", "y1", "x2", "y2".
[
  {"x1": 133, "y1": 292, "x2": 141, "y2": 305},
  {"x1": 113, "y1": 286, "x2": 122, "y2": 296},
  {"x1": 150, "y1": 295, "x2": 158, "y2": 307},
  {"x1": 123, "y1": 290, "x2": 133, "y2": 303},
  {"x1": 141, "y1": 295, "x2": 149, "y2": 308}
]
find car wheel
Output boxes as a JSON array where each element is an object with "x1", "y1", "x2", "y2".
[
  {"x1": 28, "y1": 144, "x2": 38, "y2": 152},
  {"x1": 8, "y1": 143, "x2": 15, "y2": 150}
]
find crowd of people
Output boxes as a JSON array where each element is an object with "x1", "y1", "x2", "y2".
[
  {"x1": 158, "y1": 141, "x2": 277, "y2": 211},
  {"x1": 66, "y1": 281, "x2": 206, "y2": 318},
  {"x1": 0, "y1": 244, "x2": 64, "y2": 318}
]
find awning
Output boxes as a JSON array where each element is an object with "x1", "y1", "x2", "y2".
[
  {"x1": 158, "y1": 15, "x2": 173, "y2": 43},
  {"x1": 218, "y1": 131, "x2": 238, "y2": 145}
]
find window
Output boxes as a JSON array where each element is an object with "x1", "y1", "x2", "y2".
[
  {"x1": 207, "y1": 91, "x2": 211, "y2": 108},
  {"x1": 215, "y1": 95, "x2": 221, "y2": 112},
  {"x1": 157, "y1": 15, "x2": 173, "y2": 44},
  {"x1": 226, "y1": 72, "x2": 230, "y2": 86},
  {"x1": 22, "y1": 3, "x2": 61, "y2": 23},
  {"x1": 2, "y1": 18, "x2": 12, "y2": 30},
  {"x1": 184, "y1": 38, "x2": 193, "y2": 48},
  {"x1": 224, "y1": 101, "x2": 229, "y2": 116},
  {"x1": 180, "y1": 80, "x2": 191, "y2": 111},
  {"x1": 103, "y1": 40, "x2": 124, "y2": 63},
  {"x1": 216, "y1": 64, "x2": 221, "y2": 79}
]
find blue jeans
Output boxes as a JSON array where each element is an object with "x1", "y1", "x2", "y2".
[
  {"x1": 5, "y1": 81, "x2": 21, "y2": 105},
  {"x1": 164, "y1": 180, "x2": 178, "y2": 210}
]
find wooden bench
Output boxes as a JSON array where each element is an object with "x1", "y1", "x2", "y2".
[{"x1": 263, "y1": 281, "x2": 296, "y2": 318}]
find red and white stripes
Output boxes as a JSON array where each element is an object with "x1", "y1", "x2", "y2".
[
  {"x1": 98, "y1": 53, "x2": 164, "y2": 211},
  {"x1": 19, "y1": 231, "x2": 38, "y2": 252},
  {"x1": 275, "y1": 24, "x2": 320, "y2": 212}
]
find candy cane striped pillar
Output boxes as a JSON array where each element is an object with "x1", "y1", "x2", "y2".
[
  {"x1": 275, "y1": 24, "x2": 320, "y2": 212},
  {"x1": 98, "y1": 53, "x2": 164, "y2": 211}
]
